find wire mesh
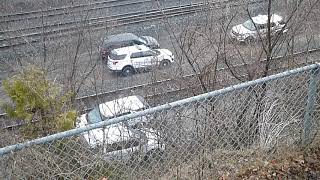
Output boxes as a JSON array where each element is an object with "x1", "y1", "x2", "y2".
[{"x1": 0, "y1": 65, "x2": 319, "y2": 179}]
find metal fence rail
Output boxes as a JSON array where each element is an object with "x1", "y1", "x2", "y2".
[{"x1": 0, "y1": 63, "x2": 319, "y2": 179}]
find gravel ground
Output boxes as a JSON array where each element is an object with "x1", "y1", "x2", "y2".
[
  {"x1": 0, "y1": 0, "x2": 319, "y2": 118},
  {"x1": 0, "y1": 0, "x2": 204, "y2": 15}
]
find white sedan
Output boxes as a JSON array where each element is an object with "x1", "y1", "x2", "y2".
[
  {"x1": 230, "y1": 14, "x2": 287, "y2": 43},
  {"x1": 76, "y1": 96, "x2": 164, "y2": 160}
]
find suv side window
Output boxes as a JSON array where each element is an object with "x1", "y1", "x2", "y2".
[
  {"x1": 142, "y1": 50, "x2": 156, "y2": 57},
  {"x1": 130, "y1": 52, "x2": 143, "y2": 58},
  {"x1": 109, "y1": 52, "x2": 127, "y2": 60},
  {"x1": 130, "y1": 51, "x2": 156, "y2": 58}
]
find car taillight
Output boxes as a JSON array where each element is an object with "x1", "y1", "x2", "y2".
[{"x1": 113, "y1": 61, "x2": 118, "y2": 65}]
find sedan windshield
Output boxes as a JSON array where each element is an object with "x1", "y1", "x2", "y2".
[
  {"x1": 243, "y1": 20, "x2": 256, "y2": 31},
  {"x1": 138, "y1": 36, "x2": 148, "y2": 45},
  {"x1": 87, "y1": 107, "x2": 106, "y2": 124}
]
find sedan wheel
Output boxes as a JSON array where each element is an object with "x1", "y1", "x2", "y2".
[
  {"x1": 245, "y1": 37, "x2": 255, "y2": 44},
  {"x1": 121, "y1": 66, "x2": 135, "y2": 77}
]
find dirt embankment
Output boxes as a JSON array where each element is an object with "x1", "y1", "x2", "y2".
[{"x1": 224, "y1": 145, "x2": 320, "y2": 179}]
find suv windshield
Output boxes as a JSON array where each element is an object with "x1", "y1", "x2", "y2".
[
  {"x1": 109, "y1": 52, "x2": 126, "y2": 60},
  {"x1": 243, "y1": 20, "x2": 256, "y2": 31},
  {"x1": 87, "y1": 107, "x2": 106, "y2": 124}
]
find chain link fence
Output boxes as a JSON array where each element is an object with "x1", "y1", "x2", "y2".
[{"x1": 0, "y1": 63, "x2": 320, "y2": 179}]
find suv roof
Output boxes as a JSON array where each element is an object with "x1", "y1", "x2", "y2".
[
  {"x1": 252, "y1": 14, "x2": 283, "y2": 25},
  {"x1": 104, "y1": 33, "x2": 142, "y2": 44},
  {"x1": 111, "y1": 45, "x2": 150, "y2": 55}
]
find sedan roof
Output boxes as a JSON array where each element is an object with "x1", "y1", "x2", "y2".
[
  {"x1": 252, "y1": 14, "x2": 283, "y2": 25},
  {"x1": 98, "y1": 95, "x2": 148, "y2": 118},
  {"x1": 104, "y1": 33, "x2": 142, "y2": 44}
]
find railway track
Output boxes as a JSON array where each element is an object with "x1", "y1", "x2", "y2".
[
  {"x1": 1, "y1": 47, "x2": 319, "y2": 130},
  {"x1": 0, "y1": 0, "x2": 152, "y2": 23},
  {"x1": 0, "y1": 0, "x2": 262, "y2": 49}
]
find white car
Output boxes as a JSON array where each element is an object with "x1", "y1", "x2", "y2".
[
  {"x1": 77, "y1": 95, "x2": 149, "y2": 133},
  {"x1": 230, "y1": 14, "x2": 287, "y2": 43},
  {"x1": 106, "y1": 45, "x2": 174, "y2": 76},
  {"x1": 76, "y1": 96, "x2": 164, "y2": 160},
  {"x1": 99, "y1": 33, "x2": 160, "y2": 60},
  {"x1": 83, "y1": 123, "x2": 164, "y2": 161}
]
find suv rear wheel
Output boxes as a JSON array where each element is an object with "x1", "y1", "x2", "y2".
[
  {"x1": 122, "y1": 66, "x2": 135, "y2": 76},
  {"x1": 160, "y1": 60, "x2": 171, "y2": 68}
]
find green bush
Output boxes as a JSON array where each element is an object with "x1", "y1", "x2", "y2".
[{"x1": 2, "y1": 66, "x2": 77, "y2": 138}]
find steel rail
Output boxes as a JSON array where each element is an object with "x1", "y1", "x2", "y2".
[
  {"x1": 0, "y1": 0, "x2": 259, "y2": 49},
  {"x1": 1, "y1": 47, "x2": 319, "y2": 130},
  {"x1": 1, "y1": 0, "x2": 153, "y2": 26},
  {"x1": 0, "y1": 7, "x2": 201, "y2": 49},
  {"x1": 1, "y1": 2, "x2": 201, "y2": 35},
  {"x1": 0, "y1": 0, "x2": 150, "y2": 22}
]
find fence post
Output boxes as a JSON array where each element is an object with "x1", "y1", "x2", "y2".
[{"x1": 303, "y1": 66, "x2": 319, "y2": 146}]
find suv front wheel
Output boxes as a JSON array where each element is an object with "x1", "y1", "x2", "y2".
[{"x1": 121, "y1": 66, "x2": 135, "y2": 76}]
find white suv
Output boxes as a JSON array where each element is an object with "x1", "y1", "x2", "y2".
[
  {"x1": 106, "y1": 45, "x2": 174, "y2": 76},
  {"x1": 230, "y1": 14, "x2": 287, "y2": 43}
]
